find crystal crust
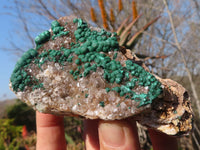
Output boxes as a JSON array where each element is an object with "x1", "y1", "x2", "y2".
[{"x1": 9, "y1": 16, "x2": 193, "y2": 136}]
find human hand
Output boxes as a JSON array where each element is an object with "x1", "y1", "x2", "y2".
[{"x1": 36, "y1": 111, "x2": 178, "y2": 150}]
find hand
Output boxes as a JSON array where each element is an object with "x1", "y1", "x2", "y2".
[{"x1": 36, "y1": 111, "x2": 178, "y2": 150}]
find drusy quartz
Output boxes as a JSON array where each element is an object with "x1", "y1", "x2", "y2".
[{"x1": 10, "y1": 16, "x2": 193, "y2": 136}]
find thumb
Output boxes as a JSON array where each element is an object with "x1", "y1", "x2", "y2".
[{"x1": 98, "y1": 120, "x2": 141, "y2": 150}]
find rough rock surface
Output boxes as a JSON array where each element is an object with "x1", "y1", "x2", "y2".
[{"x1": 10, "y1": 16, "x2": 193, "y2": 136}]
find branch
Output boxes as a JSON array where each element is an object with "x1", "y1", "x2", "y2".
[
  {"x1": 66, "y1": 1, "x2": 85, "y2": 19},
  {"x1": 163, "y1": 0, "x2": 200, "y2": 118},
  {"x1": 192, "y1": 132, "x2": 200, "y2": 148},
  {"x1": 15, "y1": 0, "x2": 35, "y2": 46},
  {"x1": 38, "y1": 0, "x2": 57, "y2": 20},
  {"x1": 192, "y1": 0, "x2": 200, "y2": 19}
]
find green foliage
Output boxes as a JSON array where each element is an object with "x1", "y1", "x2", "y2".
[
  {"x1": 0, "y1": 119, "x2": 22, "y2": 150},
  {"x1": 64, "y1": 116, "x2": 83, "y2": 144},
  {"x1": 67, "y1": 142, "x2": 85, "y2": 150},
  {"x1": 0, "y1": 137, "x2": 21, "y2": 150},
  {"x1": 6, "y1": 100, "x2": 36, "y2": 131},
  {"x1": 0, "y1": 119, "x2": 22, "y2": 142},
  {"x1": 65, "y1": 133, "x2": 75, "y2": 145}
]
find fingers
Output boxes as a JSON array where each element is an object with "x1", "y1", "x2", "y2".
[
  {"x1": 36, "y1": 112, "x2": 178, "y2": 150},
  {"x1": 36, "y1": 111, "x2": 66, "y2": 150},
  {"x1": 148, "y1": 128, "x2": 178, "y2": 150},
  {"x1": 98, "y1": 120, "x2": 141, "y2": 150},
  {"x1": 84, "y1": 119, "x2": 100, "y2": 150},
  {"x1": 84, "y1": 119, "x2": 141, "y2": 150}
]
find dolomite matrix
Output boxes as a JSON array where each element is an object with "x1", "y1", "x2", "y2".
[{"x1": 10, "y1": 16, "x2": 193, "y2": 136}]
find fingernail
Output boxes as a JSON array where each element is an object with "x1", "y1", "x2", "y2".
[{"x1": 99, "y1": 121, "x2": 125, "y2": 147}]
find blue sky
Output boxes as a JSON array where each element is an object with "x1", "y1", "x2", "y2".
[
  {"x1": 0, "y1": 0, "x2": 197, "y2": 101},
  {"x1": 0, "y1": 1, "x2": 55, "y2": 100},
  {"x1": 0, "y1": 1, "x2": 18, "y2": 100},
  {"x1": 0, "y1": 0, "x2": 61, "y2": 101}
]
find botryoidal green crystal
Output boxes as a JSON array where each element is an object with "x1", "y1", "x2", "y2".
[{"x1": 10, "y1": 18, "x2": 162, "y2": 107}]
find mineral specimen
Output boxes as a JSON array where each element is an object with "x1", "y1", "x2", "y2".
[{"x1": 9, "y1": 16, "x2": 193, "y2": 136}]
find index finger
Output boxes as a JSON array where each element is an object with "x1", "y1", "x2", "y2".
[{"x1": 36, "y1": 111, "x2": 66, "y2": 150}]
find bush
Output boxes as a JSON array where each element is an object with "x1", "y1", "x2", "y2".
[
  {"x1": 0, "y1": 119, "x2": 22, "y2": 150},
  {"x1": 6, "y1": 100, "x2": 36, "y2": 131},
  {"x1": 64, "y1": 116, "x2": 83, "y2": 144}
]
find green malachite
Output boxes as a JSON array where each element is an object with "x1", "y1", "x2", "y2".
[
  {"x1": 10, "y1": 18, "x2": 162, "y2": 107},
  {"x1": 10, "y1": 49, "x2": 40, "y2": 92},
  {"x1": 99, "y1": 101, "x2": 105, "y2": 107},
  {"x1": 85, "y1": 94, "x2": 89, "y2": 98},
  {"x1": 51, "y1": 20, "x2": 70, "y2": 40},
  {"x1": 35, "y1": 31, "x2": 51, "y2": 45}
]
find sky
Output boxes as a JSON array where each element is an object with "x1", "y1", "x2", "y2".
[
  {"x1": 0, "y1": 1, "x2": 18, "y2": 100},
  {"x1": 0, "y1": 1, "x2": 55, "y2": 101},
  {"x1": 0, "y1": 0, "x2": 198, "y2": 101}
]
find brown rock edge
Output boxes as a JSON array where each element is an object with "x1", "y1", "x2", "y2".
[{"x1": 124, "y1": 48, "x2": 193, "y2": 136}]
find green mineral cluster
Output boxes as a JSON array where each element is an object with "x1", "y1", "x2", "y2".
[
  {"x1": 51, "y1": 20, "x2": 69, "y2": 40},
  {"x1": 10, "y1": 49, "x2": 41, "y2": 91},
  {"x1": 10, "y1": 18, "x2": 162, "y2": 107},
  {"x1": 35, "y1": 31, "x2": 50, "y2": 45}
]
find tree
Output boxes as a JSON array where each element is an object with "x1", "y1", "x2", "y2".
[
  {"x1": 2, "y1": 0, "x2": 200, "y2": 149},
  {"x1": 6, "y1": 100, "x2": 36, "y2": 132}
]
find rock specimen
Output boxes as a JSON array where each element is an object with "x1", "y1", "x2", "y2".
[{"x1": 10, "y1": 16, "x2": 193, "y2": 136}]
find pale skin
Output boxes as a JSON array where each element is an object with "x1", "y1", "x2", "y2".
[{"x1": 36, "y1": 111, "x2": 178, "y2": 150}]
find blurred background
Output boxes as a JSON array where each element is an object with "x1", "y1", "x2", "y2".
[{"x1": 0, "y1": 0, "x2": 199, "y2": 149}]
